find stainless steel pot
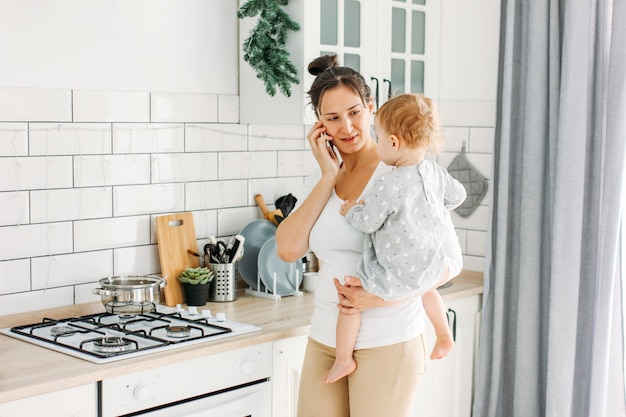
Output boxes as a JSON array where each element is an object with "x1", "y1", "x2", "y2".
[{"x1": 93, "y1": 275, "x2": 166, "y2": 313}]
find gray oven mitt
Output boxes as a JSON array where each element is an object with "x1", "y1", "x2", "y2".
[{"x1": 446, "y1": 144, "x2": 488, "y2": 217}]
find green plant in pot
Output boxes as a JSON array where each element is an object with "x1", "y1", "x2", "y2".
[{"x1": 179, "y1": 267, "x2": 214, "y2": 306}]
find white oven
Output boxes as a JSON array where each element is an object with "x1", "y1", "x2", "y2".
[{"x1": 100, "y1": 342, "x2": 273, "y2": 417}]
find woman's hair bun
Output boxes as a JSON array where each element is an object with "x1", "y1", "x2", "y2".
[{"x1": 308, "y1": 54, "x2": 339, "y2": 76}]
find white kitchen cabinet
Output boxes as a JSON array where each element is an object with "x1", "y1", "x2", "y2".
[
  {"x1": 272, "y1": 334, "x2": 308, "y2": 417},
  {"x1": 411, "y1": 294, "x2": 482, "y2": 417},
  {"x1": 239, "y1": 0, "x2": 440, "y2": 124},
  {"x1": 0, "y1": 383, "x2": 97, "y2": 417}
]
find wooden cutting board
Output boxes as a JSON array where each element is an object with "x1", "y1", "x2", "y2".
[{"x1": 155, "y1": 212, "x2": 200, "y2": 306}]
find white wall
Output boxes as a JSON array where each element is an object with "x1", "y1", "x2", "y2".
[{"x1": 0, "y1": 0, "x2": 238, "y2": 94}]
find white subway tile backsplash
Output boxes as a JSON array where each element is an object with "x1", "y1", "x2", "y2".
[
  {"x1": 455, "y1": 228, "x2": 468, "y2": 254},
  {"x1": 0, "y1": 86, "x2": 492, "y2": 314},
  {"x1": 0, "y1": 156, "x2": 73, "y2": 192},
  {"x1": 74, "y1": 154, "x2": 151, "y2": 187},
  {"x1": 75, "y1": 282, "x2": 102, "y2": 305},
  {"x1": 189, "y1": 210, "x2": 219, "y2": 240},
  {"x1": 461, "y1": 255, "x2": 486, "y2": 272},
  {"x1": 219, "y1": 151, "x2": 277, "y2": 180},
  {"x1": 277, "y1": 150, "x2": 317, "y2": 177},
  {"x1": 185, "y1": 124, "x2": 248, "y2": 152},
  {"x1": 0, "y1": 123, "x2": 28, "y2": 156},
  {"x1": 151, "y1": 153, "x2": 218, "y2": 183},
  {"x1": 218, "y1": 95, "x2": 239, "y2": 123},
  {"x1": 151, "y1": 92, "x2": 218, "y2": 123},
  {"x1": 443, "y1": 127, "x2": 469, "y2": 153},
  {"x1": 112, "y1": 123, "x2": 185, "y2": 154},
  {"x1": 218, "y1": 206, "x2": 261, "y2": 237},
  {"x1": 0, "y1": 87, "x2": 72, "y2": 122},
  {"x1": 30, "y1": 187, "x2": 113, "y2": 223},
  {"x1": 248, "y1": 124, "x2": 305, "y2": 151},
  {"x1": 113, "y1": 244, "x2": 161, "y2": 276},
  {"x1": 73, "y1": 90, "x2": 150, "y2": 122},
  {"x1": 29, "y1": 123, "x2": 112, "y2": 155},
  {"x1": 0, "y1": 192, "x2": 29, "y2": 226},
  {"x1": 469, "y1": 127, "x2": 495, "y2": 153},
  {"x1": 31, "y1": 250, "x2": 113, "y2": 289},
  {"x1": 248, "y1": 177, "x2": 305, "y2": 206},
  {"x1": 439, "y1": 100, "x2": 496, "y2": 127},
  {"x1": 0, "y1": 286, "x2": 74, "y2": 316},
  {"x1": 74, "y1": 215, "x2": 151, "y2": 252},
  {"x1": 467, "y1": 230, "x2": 487, "y2": 257},
  {"x1": 0, "y1": 259, "x2": 30, "y2": 294},
  {"x1": 113, "y1": 183, "x2": 184, "y2": 216},
  {"x1": 186, "y1": 180, "x2": 248, "y2": 211},
  {"x1": 0, "y1": 222, "x2": 73, "y2": 261},
  {"x1": 451, "y1": 205, "x2": 490, "y2": 231}
]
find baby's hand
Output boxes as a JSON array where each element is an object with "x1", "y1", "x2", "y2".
[{"x1": 340, "y1": 200, "x2": 358, "y2": 216}]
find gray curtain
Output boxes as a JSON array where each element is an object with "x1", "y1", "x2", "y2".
[{"x1": 472, "y1": 0, "x2": 626, "y2": 416}]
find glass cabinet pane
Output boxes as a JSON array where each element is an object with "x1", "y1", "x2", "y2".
[
  {"x1": 411, "y1": 60, "x2": 424, "y2": 92},
  {"x1": 344, "y1": 0, "x2": 360, "y2": 47},
  {"x1": 320, "y1": 0, "x2": 338, "y2": 45},
  {"x1": 391, "y1": 8, "x2": 406, "y2": 53},
  {"x1": 391, "y1": 59, "x2": 405, "y2": 95},
  {"x1": 411, "y1": 11, "x2": 425, "y2": 54},
  {"x1": 344, "y1": 53, "x2": 360, "y2": 72},
  {"x1": 413, "y1": 0, "x2": 426, "y2": 4}
]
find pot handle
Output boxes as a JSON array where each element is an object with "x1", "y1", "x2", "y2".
[
  {"x1": 160, "y1": 275, "x2": 168, "y2": 288},
  {"x1": 92, "y1": 288, "x2": 118, "y2": 296}
]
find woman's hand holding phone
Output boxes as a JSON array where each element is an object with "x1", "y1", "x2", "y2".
[{"x1": 307, "y1": 121, "x2": 340, "y2": 176}]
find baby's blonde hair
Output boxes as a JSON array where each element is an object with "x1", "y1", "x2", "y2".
[{"x1": 375, "y1": 93, "x2": 444, "y2": 155}]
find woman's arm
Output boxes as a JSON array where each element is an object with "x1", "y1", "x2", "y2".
[
  {"x1": 333, "y1": 273, "x2": 445, "y2": 314},
  {"x1": 276, "y1": 121, "x2": 340, "y2": 262}
]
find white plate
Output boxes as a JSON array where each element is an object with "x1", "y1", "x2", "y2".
[
  {"x1": 238, "y1": 220, "x2": 277, "y2": 291},
  {"x1": 257, "y1": 238, "x2": 303, "y2": 295}
]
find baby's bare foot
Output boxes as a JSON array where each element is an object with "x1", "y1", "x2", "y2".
[
  {"x1": 430, "y1": 336, "x2": 455, "y2": 360},
  {"x1": 324, "y1": 358, "x2": 357, "y2": 383}
]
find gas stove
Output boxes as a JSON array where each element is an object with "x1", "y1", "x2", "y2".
[{"x1": 0, "y1": 306, "x2": 260, "y2": 364}]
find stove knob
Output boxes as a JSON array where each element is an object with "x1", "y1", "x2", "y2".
[
  {"x1": 133, "y1": 384, "x2": 152, "y2": 401},
  {"x1": 216, "y1": 312, "x2": 226, "y2": 322},
  {"x1": 239, "y1": 359, "x2": 256, "y2": 375}
]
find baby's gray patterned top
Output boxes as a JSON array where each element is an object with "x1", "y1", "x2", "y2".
[{"x1": 345, "y1": 160, "x2": 466, "y2": 300}]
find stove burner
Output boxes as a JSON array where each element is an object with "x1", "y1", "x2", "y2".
[
  {"x1": 50, "y1": 325, "x2": 76, "y2": 337},
  {"x1": 118, "y1": 314, "x2": 137, "y2": 324},
  {"x1": 93, "y1": 336, "x2": 133, "y2": 353},
  {"x1": 166, "y1": 326, "x2": 191, "y2": 338}
]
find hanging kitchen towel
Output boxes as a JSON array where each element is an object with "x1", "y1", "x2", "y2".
[{"x1": 446, "y1": 143, "x2": 488, "y2": 217}]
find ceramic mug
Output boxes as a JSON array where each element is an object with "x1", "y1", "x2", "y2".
[{"x1": 302, "y1": 272, "x2": 318, "y2": 292}]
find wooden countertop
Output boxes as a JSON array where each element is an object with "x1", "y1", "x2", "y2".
[{"x1": 0, "y1": 270, "x2": 483, "y2": 403}]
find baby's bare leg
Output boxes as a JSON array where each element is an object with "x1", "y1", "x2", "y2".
[
  {"x1": 423, "y1": 289, "x2": 454, "y2": 360},
  {"x1": 325, "y1": 310, "x2": 359, "y2": 383}
]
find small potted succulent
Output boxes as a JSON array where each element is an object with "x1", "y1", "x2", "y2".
[{"x1": 178, "y1": 267, "x2": 214, "y2": 306}]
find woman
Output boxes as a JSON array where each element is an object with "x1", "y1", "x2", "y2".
[{"x1": 276, "y1": 55, "x2": 460, "y2": 417}]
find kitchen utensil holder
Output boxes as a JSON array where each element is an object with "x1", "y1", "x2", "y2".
[
  {"x1": 208, "y1": 263, "x2": 238, "y2": 302},
  {"x1": 245, "y1": 270, "x2": 303, "y2": 301}
]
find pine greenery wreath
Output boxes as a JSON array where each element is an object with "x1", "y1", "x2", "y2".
[{"x1": 237, "y1": 0, "x2": 300, "y2": 97}]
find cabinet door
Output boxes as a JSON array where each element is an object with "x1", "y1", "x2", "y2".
[
  {"x1": 376, "y1": 0, "x2": 441, "y2": 105},
  {"x1": 0, "y1": 383, "x2": 97, "y2": 417},
  {"x1": 412, "y1": 294, "x2": 482, "y2": 417},
  {"x1": 272, "y1": 334, "x2": 308, "y2": 417}
]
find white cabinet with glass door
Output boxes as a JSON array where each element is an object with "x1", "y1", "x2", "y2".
[
  {"x1": 239, "y1": 0, "x2": 441, "y2": 123},
  {"x1": 310, "y1": 0, "x2": 441, "y2": 111}
]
